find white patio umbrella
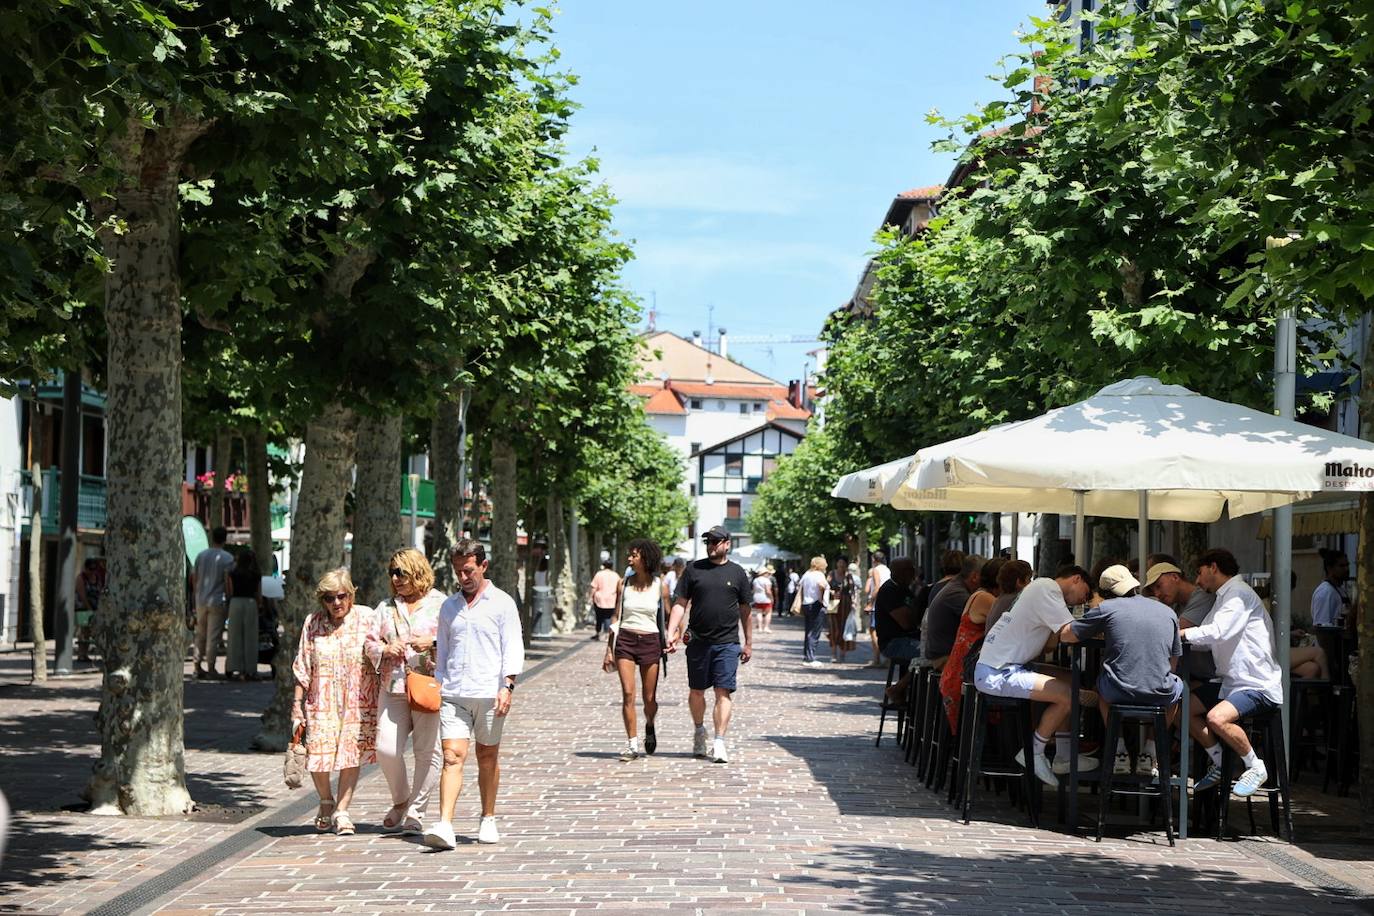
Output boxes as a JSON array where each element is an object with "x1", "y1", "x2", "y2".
[
  {"x1": 732, "y1": 542, "x2": 801, "y2": 561},
  {"x1": 830, "y1": 456, "x2": 916, "y2": 505}
]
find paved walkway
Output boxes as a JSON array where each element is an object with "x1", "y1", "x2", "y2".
[{"x1": 2, "y1": 620, "x2": 1372, "y2": 914}]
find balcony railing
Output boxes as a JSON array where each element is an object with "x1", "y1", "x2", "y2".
[
  {"x1": 723, "y1": 517, "x2": 745, "y2": 533},
  {"x1": 182, "y1": 484, "x2": 249, "y2": 531},
  {"x1": 20, "y1": 470, "x2": 107, "y2": 533}
]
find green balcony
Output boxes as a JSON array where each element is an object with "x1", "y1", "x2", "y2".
[{"x1": 20, "y1": 469, "x2": 107, "y2": 533}]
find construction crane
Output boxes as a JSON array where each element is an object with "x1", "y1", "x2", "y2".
[{"x1": 720, "y1": 334, "x2": 820, "y2": 345}]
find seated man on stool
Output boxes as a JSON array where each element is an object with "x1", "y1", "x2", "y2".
[
  {"x1": 973, "y1": 565, "x2": 1098, "y2": 786},
  {"x1": 1059, "y1": 565, "x2": 1184, "y2": 779},
  {"x1": 1181, "y1": 548, "x2": 1283, "y2": 798},
  {"x1": 875, "y1": 558, "x2": 920, "y2": 704}
]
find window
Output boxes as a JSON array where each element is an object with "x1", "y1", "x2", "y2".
[
  {"x1": 716, "y1": 400, "x2": 725, "y2": 410},
  {"x1": 738, "y1": 403, "x2": 748, "y2": 415},
  {"x1": 690, "y1": 399, "x2": 702, "y2": 410},
  {"x1": 690, "y1": 442, "x2": 701, "y2": 454},
  {"x1": 753, "y1": 402, "x2": 763, "y2": 412},
  {"x1": 689, "y1": 483, "x2": 696, "y2": 497},
  {"x1": 762, "y1": 457, "x2": 777, "y2": 479},
  {"x1": 726, "y1": 498, "x2": 741, "y2": 519},
  {"x1": 725, "y1": 456, "x2": 743, "y2": 477}
]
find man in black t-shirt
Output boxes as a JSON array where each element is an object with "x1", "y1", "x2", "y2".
[{"x1": 667, "y1": 525, "x2": 753, "y2": 764}]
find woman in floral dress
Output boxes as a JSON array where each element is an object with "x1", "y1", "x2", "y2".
[
  {"x1": 365, "y1": 548, "x2": 447, "y2": 835},
  {"x1": 292, "y1": 568, "x2": 379, "y2": 836}
]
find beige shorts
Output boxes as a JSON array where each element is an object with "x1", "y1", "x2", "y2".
[{"x1": 439, "y1": 696, "x2": 504, "y2": 746}]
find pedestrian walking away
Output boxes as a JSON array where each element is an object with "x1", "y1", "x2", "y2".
[
  {"x1": 588, "y1": 559, "x2": 621, "y2": 640},
  {"x1": 603, "y1": 538, "x2": 671, "y2": 761},
  {"x1": 191, "y1": 526, "x2": 235, "y2": 679},
  {"x1": 827, "y1": 556, "x2": 859, "y2": 664},
  {"x1": 424, "y1": 538, "x2": 525, "y2": 850},
  {"x1": 666, "y1": 525, "x2": 753, "y2": 764},
  {"x1": 365, "y1": 548, "x2": 447, "y2": 835},
  {"x1": 224, "y1": 550, "x2": 263, "y2": 680},
  {"x1": 864, "y1": 552, "x2": 891, "y2": 667},
  {"x1": 290, "y1": 568, "x2": 379, "y2": 836},
  {"x1": 798, "y1": 556, "x2": 830, "y2": 666},
  {"x1": 751, "y1": 565, "x2": 775, "y2": 634}
]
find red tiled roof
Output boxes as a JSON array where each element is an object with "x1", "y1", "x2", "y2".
[
  {"x1": 766, "y1": 401, "x2": 810, "y2": 421},
  {"x1": 898, "y1": 184, "x2": 944, "y2": 201},
  {"x1": 642, "y1": 387, "x2": 686, "y2": 415},
  {"x1": 668, "y1": 381, "x2": 788, "y2": 400}
]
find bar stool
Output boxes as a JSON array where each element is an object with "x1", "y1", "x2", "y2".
[
  {"x1": 961, "y1": 690, "x2": 1041, "y2": 828},
  {"x1": 917, "y1": 667, "x2": 944, "y2": 779},
  {"x1": 946, "y1": 679, "x2": 976, "y2": 807},
  {"x1": 1095, "y1": 703, "x2": 1174, "y2": 846},
  {"x1": 903, "y1": 663, "x2": 930, "y2": 765},
  {"x1": 1217, "y1": 709, "x2": 1294, "y2": 843},
  {"x1": 875, "y1": 658, "x2": 908, "y2": 747}
]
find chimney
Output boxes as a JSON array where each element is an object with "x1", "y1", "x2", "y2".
[
  {"x1": 692, "y1": 329, "x2": 703, "y2": 348},
  {"x1": 718, "y1": 327, "x2": 728, "y2": 359},
  {"x1": 788, "y1": 380, "x2": 802, "y2": 409},
  {"x1": 1030, "y1": 51, "x2": 1049, "y2": 116}
]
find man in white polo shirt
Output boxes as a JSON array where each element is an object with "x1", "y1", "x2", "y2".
[
  {"x1": 1181, "y1": 547, "x2": 1282, "y2": 798},
  {"x1": 973, "y1": 565, "x2": 1096, "y2": 787},
  {"x1": 423, "y1": 538, "x2": 525, "y2": 850}
]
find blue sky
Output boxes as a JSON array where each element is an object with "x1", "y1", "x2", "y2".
[{"x1": 550, "y1": 1, "x2": 1038, "y2": 382}]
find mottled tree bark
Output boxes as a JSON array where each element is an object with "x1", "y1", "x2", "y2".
[
  {"x1": 352, "y1": 413, "x2": 403, "y2": 607},
  {"x1": 1035, "y1": 513, "x2": 1060, "y2": 577},
  {"x1": 489, "y1": 437, "x2": 519, "y2": 600},
  {"x1": 209, "y1": 428, "x2": 231, "y2": 532},
  {"x1": 1179, "y1": 522, "x2": 1207, "y2": 578},
  {"x1": 430, "y1": 397, "x2": 462, "y2": 593},
  {"x1": 550, "y1": 497, "x2": 577, "y2": 633},
  {"x1": 28, "y1": 401, "x2": 46, "y2": 684},
  {"x1": 247, "y1": 427, "x2": 273, "y2": 571},
  {"x1": 88, "y1": 113, "x2": 208, "y2": 815},
  {"x1": 254, "y1": 404, "x2": 357, "y2": 751}
]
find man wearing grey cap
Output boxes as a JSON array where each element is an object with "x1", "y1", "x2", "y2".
[
  {"x1": 666, "y1": 525, "x2": 753, "y2": 763},
  {"x1": 1059, "y1": 564, "x2": 1184, "y2": 778}
]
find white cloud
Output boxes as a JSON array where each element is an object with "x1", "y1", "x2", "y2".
[{"x1": 599, "y1": 153, "x2": 812, "y2": 215}]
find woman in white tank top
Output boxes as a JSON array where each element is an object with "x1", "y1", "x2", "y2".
[
  {"x1": 751, "y1": 566, "x2": 775, "y2": 634},
  {"x1": 602, "y1": 538, "x2": 672, "y2": 761}
]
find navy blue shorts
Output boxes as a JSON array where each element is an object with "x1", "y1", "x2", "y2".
[
  {"x1": 686, "y1": 640, "x2": 741, "y2": 692},
  {"x1": 1224, "y1": 687, "x2": 1279, "y2": 718},
  {"x1": 1097, "y1": 673, "x2": 1184, "y2": 708}
]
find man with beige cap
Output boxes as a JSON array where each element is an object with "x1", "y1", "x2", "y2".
[{"x1": 1059, "y1": 564, "x2": 1184, "y2": 778}]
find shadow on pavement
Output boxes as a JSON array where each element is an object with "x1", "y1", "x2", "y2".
[
  {"x1": 782, "y1": 841, "x2": 1367, "y2": 913},
  {"x1": 0, "y1": 815, "x2": 152, "y2": 895}
]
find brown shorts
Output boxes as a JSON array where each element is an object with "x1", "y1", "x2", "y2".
[{"x1": 613, "y1": 629, "x2": 663, "y2": 667}]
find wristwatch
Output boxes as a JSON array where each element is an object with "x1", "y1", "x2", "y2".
[{"x1": 503, "y1": 680, "x2": 516, "y2": 692}]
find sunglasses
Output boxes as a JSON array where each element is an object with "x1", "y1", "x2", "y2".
[
  {"x1": 388, "y1": 568, "x2": 408, "y2": 578},
  {"x1": 322, "y1": 592, "x2": 350, "y2": 604}
]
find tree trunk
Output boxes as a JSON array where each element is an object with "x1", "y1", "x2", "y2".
[
  {"x1": 489, "y1": 436, "x2": 519, "y2": 601},
  {"x1": 1180, "y1": 522, "x2": 1207, "y2": 578},
  {"x1": 1035, "y1": 513, "x2": 1060, "y2": 577},
  {"x1": 247, "y1": 427, "x2": 273, "y2": 571},
  {"x1": 352, "y1": 413, "x2": 403, "y2": 607},
  {"x1": 27, "y1": 399, "x2": 46, "y2": 684},
  {"x1": 55, "y1": 370, "x2": 81, "y2": 674},
  {"x1": 254, "y1": 403, "x2": 357, "y2": 751},
  {"x1": 855, "y1": 527, "x2": 869, "y2": 633},
  {"x1": 1358, "y1": 320, "x2": 1374, "y2": 837},
  {"x1": 88, "y1": 114, "x2": 207, "y2": 815},
  {"x1": 430, "y1": 397, "x2": 462, "y2": 592},
  {"x1": 209, "y1": 428, "x2": 231, "y2": 532},
  {"x1": 551, "y1": 498, "x2": 577, "y2": 633}
]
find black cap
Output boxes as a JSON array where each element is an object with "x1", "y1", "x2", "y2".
[{"x1": 702, "y1": 525, "x2": 730, "y2": 542}]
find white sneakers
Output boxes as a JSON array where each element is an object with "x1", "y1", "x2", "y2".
[
  {"x1": 422, "y1": 816, "x2": 500, "y2": 848},
  {"x1": 1014, "y1": 748, "x2": 1060, "y2": 787},
  {"x1": 711, "y1": 737, "x2": 729, "y2": 763},
  {"x1": 693, "y1": 727, "x2": 710, "y2": 758},
  {"x1": 422, "y1": 820, "x2": 457, "y2": 850},
  {"x1": 1113, "y1": 752, "x2": 1132, "y2": 776},
  {"x1": 1050, "y1": 754, "x2": 1099, "y2": 776},
  {"x1": 1232, "y1": 764, "x2": 1269, "y2": 798}
]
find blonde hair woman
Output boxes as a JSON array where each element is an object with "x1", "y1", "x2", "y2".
[
  {"x1": 365, "y1": 548, "x2": 447, "y2": 834},
  {"x1": 798, "y1": 556, "x2": 830, "y2": 667},
  {"x1": 291, "y1": 568, "x2": 378, "y2": 836}
]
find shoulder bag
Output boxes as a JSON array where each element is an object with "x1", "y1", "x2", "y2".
[
  {"x1": 283, "y1": 723, "x2": 308, "y2": 788},
  {"x1": 392, "y1": 605, "x2": 442, "y2": 713}
]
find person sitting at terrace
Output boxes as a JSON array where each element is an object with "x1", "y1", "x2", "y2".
[
  {"x1": 1181, "y1": 548, "x2": 1283, "y2": 798},
  {"x1": 875, "y1": 558, "x2": 920, "y2": 703},
  {"x1": 973, "y1": 565, "x2": 1098, "y2": 786},
  {"x1": 922, "y1": 553, "x2": 981, "y2": 670},
  {"x1": 940, "y1": 557, "x2": 1004, "y2": 733}
]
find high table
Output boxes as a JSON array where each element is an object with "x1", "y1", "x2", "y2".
[{"x1": 1065, "y1": 642, "x2": 1192, "y2": 838}]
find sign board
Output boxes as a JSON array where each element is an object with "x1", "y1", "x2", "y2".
[
  {"x1": 1321, "y1": 462, "x2": 1374, "y2": 492},
  {"x1": 182, "y1": 516, "x2": 209, "y2": 567}
]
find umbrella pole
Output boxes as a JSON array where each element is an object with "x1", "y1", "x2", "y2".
[
  {"x1": 1073, "y1": 491, "x2": 1086, "y2": 566},
  {"x1": 1010, "y1": 513, "x2": 1019, "y2": 561},
  {"x1": 1138, "y1": 490, "x2": 1150, "y2": 567}
]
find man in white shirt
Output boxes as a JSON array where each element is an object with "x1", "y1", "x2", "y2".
[
  {"x1": 973, "y1": 566, "x2": 1095, "y2": 787},
  {"x1": 423, "y1": 539, "x2": 525, "y2": 850},
  {"x1": 864, "y1": 552, "x2": 892, "y2": 667},
  {"x1": 1181, "y1": 548, "x2": 1282, "y2": 798}
]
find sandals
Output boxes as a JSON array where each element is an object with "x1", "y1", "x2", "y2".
[
  {"x1": 314, "y1": 799, "x2": 335, "y2": 832},
  {"x1": 381, "y1": 804, "x2": 409, "y2": 832},
  {"x1": 332, "y1": 811, "x2": 355, "y2": 836}
]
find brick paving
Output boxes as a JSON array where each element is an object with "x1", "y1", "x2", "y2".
[{"x1": 2, "y1": 621, "x2": 1372, "y2": 914}]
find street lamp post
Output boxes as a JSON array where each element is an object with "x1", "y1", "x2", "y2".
[{"x1": 1267, "y1": 231, "x2": 1300, "y2": 743}]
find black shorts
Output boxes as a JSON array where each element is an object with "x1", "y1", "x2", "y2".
[
  {"x1": 686, "y1": 640, "x2": 740, "y2": 692},
  {"x1": 613, "y1": 629, "x2": 663, "y2": 667}
]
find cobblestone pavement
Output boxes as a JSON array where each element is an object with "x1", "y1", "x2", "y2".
[{"x1": 3, "y1": 621, "x2": 1373, "y2": 914}]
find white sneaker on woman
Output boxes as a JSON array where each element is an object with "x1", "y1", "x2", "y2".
[
  {"x1": 477, "y1": 815, "x2": 500, "y2": 844},
  {"x1": 423, "y1": 820, "x2": 456, "y2": 850}
]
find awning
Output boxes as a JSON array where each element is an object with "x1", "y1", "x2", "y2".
[{"x1": 1258, "y1": 502, "x2": 1359, "y2": 539}]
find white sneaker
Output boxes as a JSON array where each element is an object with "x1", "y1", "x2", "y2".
[
  {"x1": 711, "y1": 737, "x2": 729, "y2": 763},
  {"x1": 1015, "y1": 748, "x2": 1060, "y2": 787},
  {"x1": 477, "y1": 815, "x2": 500, "y2": 844},
  {"x1": 1135, "y1": 753, "x2": 1158, "y2": 779},
  {"x1": 619, "y1": 741, "x2": 639, "y2": 762},
  {"x1": 422, "y1": 820, "x2": 456, "y2": 850},
  {"x1": 1050, "y1": 754, "x2": 1099, "y2": 775},
  {"x1": 693, "y1": 728, "x2": 710, "y2": 758},
  {"x1": 1113, "y1": 752, "x2": 1132, "y2": 775},
  {"x1": 1232, "y1": 764, "x2": 1269, "y2": 798}
]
